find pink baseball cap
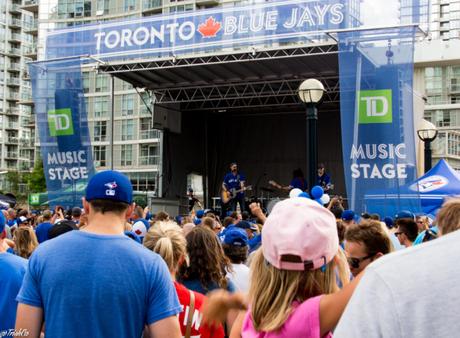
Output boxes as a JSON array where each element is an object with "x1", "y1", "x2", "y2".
[{"x1": 262, "y1": 197, "x2": 338, "y2": 271}]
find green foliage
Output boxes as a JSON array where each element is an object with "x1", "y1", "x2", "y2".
[{"x1": 27, "y1": 160, "x2": 47, "y2": 193}]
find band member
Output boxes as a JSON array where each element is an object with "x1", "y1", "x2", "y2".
[
  {"x1": 188, "y1": 188, "x2": 202, "y2": 212},
  {"x1": 317, "y1": 163, "x2": 332, "y2": 193},
  {"x1": 269, "y1": 168, "x2": 308, "y2": 192},
  {"x1": 222, "y1": 162, "x2": 246, "y2": 212}
]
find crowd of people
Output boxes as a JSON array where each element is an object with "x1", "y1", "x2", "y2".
[{"x1": 1, "y1": 169, "x2": 459, "y2": 337}]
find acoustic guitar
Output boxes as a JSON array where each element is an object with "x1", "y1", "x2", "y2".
[{"x1": 221, "y1": 186, "x2": 252, "y2": 204}]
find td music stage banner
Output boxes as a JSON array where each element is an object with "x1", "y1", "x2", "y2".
[
  {"x1": 338, "y1": 28, "x2": 421, "y2": 216},
  {"x1": 30, "y1": 59, "x2": 95, "y2": 208}
]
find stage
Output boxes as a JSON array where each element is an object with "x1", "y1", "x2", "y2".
[{"x1": 99, "y1": 43, "x2": 345, "y2": 207}]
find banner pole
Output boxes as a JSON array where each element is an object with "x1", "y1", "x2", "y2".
[{"x1": 110, "y1": 75, "x2": 115, "y2": 170}]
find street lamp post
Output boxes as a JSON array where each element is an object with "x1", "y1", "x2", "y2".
[
  {"x1": 298, "y1": 79, "x2": 326, "y2": 191},
  {"x1": 417, "y1": 119, "x2": 438, "y2": 173}
]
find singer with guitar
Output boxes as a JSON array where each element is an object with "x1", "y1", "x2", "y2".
[{"x1": 222, "y1": 162, "x2": 248, "y2": 213}]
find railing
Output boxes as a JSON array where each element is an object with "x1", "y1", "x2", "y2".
[
  {"x1": 139, "y1": 129, "x2": 160, "y2": 139},
  {"x1": 6, "y1": 78, "x2": 20, "y2": 86},
  {"x1": 9, "y1": 33, "x2": 22, "y2": 41},
  {"x1": 6, "y1": 137, "x2": 18, "y2": 143},
  {"x1": 139, "y1": 156, "x2": 160, "y2": 166},
  {"x1": 23, "y1": 0, "x2": 38, "y2": 6},
  {"x1": 9, "y1": 18, "x2": 22, "y2": 26},
  {"x1": 24, "y1": 20, "x2": 38, "y2": 30},
  {"x1": 6, "y1": 122, "x2": 19, "y2": 129},
  {"x1": 9, "y1": 4, "x2": 21, "y2": 12},
  {"x1": 143, "y1": 0, "x2": 162, "y2": 10},
  {"x1": 432, "y1": 130, "x2": 460, "y2": 158},
  {"x1": 20, "y1": 93, "x2": 33, "y2": 101},
  {"x1": 9, "y1": 63, "x2": 21, "y2": 71},
  {"x1": 6, "y1": 108, "x2": 20, "y2": 114},
  {"x1": 8, "y1": 47, "x2": 21, "y2": 55},
  {"x1": 7, "y1": 93, "x2": 19, "y2": 100},
  {"x1": 6, "y1": 152, "x2": 18, "y2": 158}
]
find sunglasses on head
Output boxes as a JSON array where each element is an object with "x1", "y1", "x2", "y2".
[{"x1": 347, "y1": 253, "x2": 376, "y2": 269}]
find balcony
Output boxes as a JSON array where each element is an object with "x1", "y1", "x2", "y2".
[
  {"x1": 143, "y1": 0, "x2": 163, "y2": 14},
  {"x1": 9, "y1": 4, "x2": 22, "y2": 13},
  {"x1": 7, "y1": 47, "x2": 21, "y2": 56},
  {"x1": 8, "y1": 33, "x2": 23, "y2": 43},
  {"x1": 23, "y1": 45, "x2": 37, "y2": 59},
  {"x1": 5, "y1": 122, "x2": 19, "y2": 129},
  {"x1": 139, "y1": 156, "x2": 160, "y2": 166},
  {"x1": 6, "y1": 78, "x2": 20, "y2": 87},
  {"x1": 24, "y1": 20, "x2": 38, "y2": 35},
  {"x1": 6, "y1": 108, "x2": 20, "y2": 115},
  {"x1": 6, "y1": 93, "x2": 19, "y2": 101},
  {"x1": 6, "y1": 137, "x2": 18, "y2": 144},
  {"x1": 20, "y1": 138, "x2": 34, "y2": 148},
  {"x1": 19, "y1": 93, "x2": 34, "y2": 106},
  {"x1": 432, "y1": 130, "x2": 460, "y2": 159},
  {"x1": 8, "y1": 18, "x2": 22, "y2": 28},
  {"x1": 140, "y1": 129, "x2": 160, "y2": 140},
  {"x1": 8, "y1": 63, "x2": 21, "y2": 72},
  {"x1": 6, "y1": 152, "x2": 19, "y2": 159},
  {"x1": 22, "y1": 0, "x2": 39, "y2": 13},
  {"x1": 195, "y1": 0, "x2": 220, "y2": 6}
]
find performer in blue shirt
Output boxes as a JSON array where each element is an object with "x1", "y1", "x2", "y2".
[
  {"x1": 317, "y1": 163, "x2": 332, "y2": 193},
  {"x1": 222, "y1": 162, "x2": 247, "y2": 213}
]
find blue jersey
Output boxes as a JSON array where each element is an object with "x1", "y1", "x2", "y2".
[
  {"x1": 0, "y1": 253, "x2": 27, "y2": 331},
  {"x1": 17, "y1": 230, "x2": 181, "y2": 338},
  {"x1": 35, "y1": 222, "x2": 53, "y2": 243},
  {"x1": 290, "y1": 177, "x2": 308, "y2": 191},
  {"x1": 223, "y1": 172, "x2": 246, "y2": 197}
]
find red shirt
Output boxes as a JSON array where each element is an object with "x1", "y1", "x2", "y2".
[{"x1": 174, "y1": 282, "x2": 225, "y2": 338}]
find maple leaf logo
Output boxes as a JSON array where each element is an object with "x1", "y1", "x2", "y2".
[{"x1": 198, "y1": 16, "x2": 222, "y2": 38}]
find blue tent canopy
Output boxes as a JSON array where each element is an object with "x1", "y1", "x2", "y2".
[{"x1": 364, "y1": 159, "x2": 460, "y2": 217}]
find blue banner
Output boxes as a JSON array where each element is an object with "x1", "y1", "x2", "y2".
[
  {"x1": 30, "y1": 59, "x2": 95, "y2": 208},
  {"x1": 338, "y1": 27, "x2": 421, "y2": 217},
  {"x1": 46, "y1": 0, "x2": 356, "y2": 60}
]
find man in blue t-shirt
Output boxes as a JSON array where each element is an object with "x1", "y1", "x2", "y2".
[
  {"x1": 222, "y1": 162, "x2": 247, "y2": 213},
  {"x1": 0, "y1": 212, "x2": 27, "y2": 331},
  {"x1": 34, "y1": 210, "x2": 54, "y2": 243},
  {"x1": 16, "y1": 170, "x2": 182, "y2": 338},
  {"x1": 317, "y1": 163, "x2": 332, "y2": 193}
]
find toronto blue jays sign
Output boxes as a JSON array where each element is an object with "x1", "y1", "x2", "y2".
[{"x1": 46, "y1": 0, "x2": 351, "y2": 60}]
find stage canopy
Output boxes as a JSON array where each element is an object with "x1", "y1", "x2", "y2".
[{"x1": 365, "y1": 159, "x2": 460, "y2": 217}]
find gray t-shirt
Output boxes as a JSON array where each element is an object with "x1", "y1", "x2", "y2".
[{"x1": 335, "y1": 229, "x2": 460, "y2": 338}]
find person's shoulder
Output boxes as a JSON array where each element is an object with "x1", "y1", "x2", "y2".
[
  {"x1": 366, "y1": 230, "x2": 460, "y2": 281},
  {"x1": 0, "y1": 251, "x2": 27, "y2": 268}
]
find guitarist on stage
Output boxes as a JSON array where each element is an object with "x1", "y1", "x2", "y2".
[{"x1": 222, "y1": 162, "x2": 246, "y2": 212}]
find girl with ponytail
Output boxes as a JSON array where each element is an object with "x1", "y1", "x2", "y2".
[{"x1": 13, "y1": 227, "x2": 38, "y2": 259}]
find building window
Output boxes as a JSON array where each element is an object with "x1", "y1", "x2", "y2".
[
  {"x1": 441, "y1": 4, "x2": 449, "y2": 19},
  {"x1": 124, "y1": 0, "x2": 136, "y2": 11},
  {"x1": 121, "y1": 144, "x2": 132, "y2": 166},
  {"x1": 94, "y1": 121, "x2": 107, "y2": 141},
  {"x1": 94, "y1": 96, "x2": 108, "y2": 117},
  {"x1": 93, "y1": 145, "x2": 106, "y2": 167},
  {"x1": 121, "y1": 119, "x2": 134, "y2": 141},
  {"x1": 140, "y1": 144, "x2": 158, "y2": 165},
  {"x1": 121, "y1": 94, "x2": 134, "y2": 116},
  {"x1": 95, "y1": 75, "x2": 108, "y2": 92},
  {"x1": 82, "y1": 72, "x2": 89, "y2": 93}
]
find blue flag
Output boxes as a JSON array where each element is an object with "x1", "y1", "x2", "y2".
[
  {"x1": 338, "y1": 27, "x2": 421, "y2": 217},
  {"x1": 30, "y1": 59, "x2": 95, "y2": 208}
]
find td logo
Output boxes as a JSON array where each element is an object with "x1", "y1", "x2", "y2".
[
  {"x1": 48, "y1": 108, "x2": 74, "y2": 136},
  {"x1": 358, "y1": 89, "x2": 393, "y2": 124}
]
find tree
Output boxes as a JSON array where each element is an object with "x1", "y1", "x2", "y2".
[{"x1": 27, "y1": 159, "x2": 47, "y2": 193}]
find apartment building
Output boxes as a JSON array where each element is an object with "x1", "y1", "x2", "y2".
[
  {"x1": 413, "y1": 0, "x2": 460, "y2": 170},
  {"x1": 0, "y1": 0, "x2": 36, "y2": 190}
]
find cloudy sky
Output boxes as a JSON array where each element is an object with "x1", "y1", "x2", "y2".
[{"x1": 361, "y1": 0, "x2": 400, "y2": 27}]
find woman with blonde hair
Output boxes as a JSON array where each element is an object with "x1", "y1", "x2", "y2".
[
  {"x1": 144, "y1": 221, "x2": 224, "y2": 338},
  {"x1": 203, "y1": 198, "x2": 363, "y2": 338},
  {"x1": 13, "y1": 226, "x2": 38, "y2": 259}
]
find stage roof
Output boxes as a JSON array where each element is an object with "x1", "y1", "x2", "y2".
[{"x1": 98, "y1": 42, "x2": 340, "y2": 114}]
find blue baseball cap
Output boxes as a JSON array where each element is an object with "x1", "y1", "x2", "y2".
[
  {"x1": 236, "y1": 220, "x2": 258, "y2": 232},
  {"x1": 342, "y1": 210, "x2": 355, "y2": 221},
  {"x1": 383, "y1": 216, "x2": 394, "y2": 229},
  {"x1": 196, "y1": 210, "x2": 205, "y2": 219},
  {"x1": 0, "y1": 212, "x2": 5, "y2": 234},
  {"x1": 85, "y1": 170, "x2": 133, "y2": 204},
  {"x1": 394, "y1": 210, "x2": 415, "y2": 221},
  {"x1": 223, "y1": 228, "x2": 248, "y2": 247}
]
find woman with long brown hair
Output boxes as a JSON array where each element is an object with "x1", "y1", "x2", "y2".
[
  {"x1": 13, "y1": 226, "x2": 38, "y2": 259},
  {"x1": 178, "y1": 226, "x2": 236, "y2": 295}
]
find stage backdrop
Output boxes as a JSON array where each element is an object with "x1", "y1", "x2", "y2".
[{"x1": 338, "y1": 27, "x2": 421, "y2": 216}]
